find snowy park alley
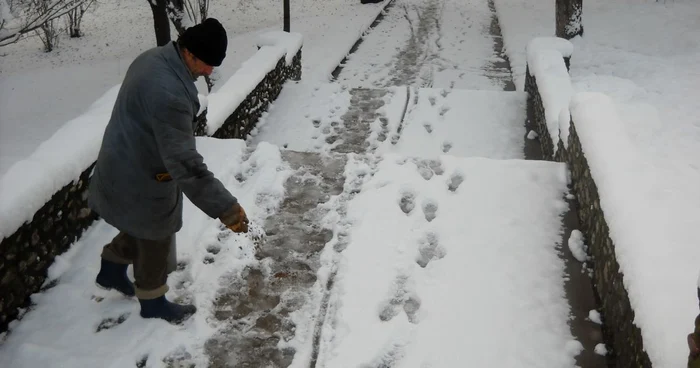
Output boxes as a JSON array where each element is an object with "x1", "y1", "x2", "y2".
[{"x1": 2, "y1": 0, "x2": 699, "y2": 367}]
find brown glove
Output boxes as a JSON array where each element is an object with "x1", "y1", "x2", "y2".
[{"x1": 219, "y1": 203, "x2": 249, "y2": 233}]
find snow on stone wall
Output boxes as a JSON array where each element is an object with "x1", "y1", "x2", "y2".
[{"x1": 0, "y1": 33, "x2": 303, "y2": 332}]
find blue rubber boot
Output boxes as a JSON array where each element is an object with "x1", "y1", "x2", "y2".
[
  {"x1": 95, "y1": 259, "x2": 135, "y2": 297},
  {"x1": 139, "y1": 296, "x2": 196, "y2": 324}
]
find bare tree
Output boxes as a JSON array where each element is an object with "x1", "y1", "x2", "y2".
[
  {"x1": 65, "y1": 0, "x2": 94, "y2": 37},
  {"x1": 167, "y1": 0, "x2": 209, "y2": 34},
  {"x1": 0, "y1": 0, "x2": 86, "y2": 46},
  {"x1": 148, "y1": 0, "x2": 170, "y2": 46}
]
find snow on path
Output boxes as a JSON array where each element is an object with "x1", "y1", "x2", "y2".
[
  {"x1": 317, "y1": 154, "x2": 576, "y2": 367},
  {"x1": 386, "y1": 88, "x2": 525, "y2": 159},
  {"x1": 0, "y1": 138, "x2": 294, "y2": 367},
  {"x1": 336, "y1": 0, "x2": 505, "y2": 90}
]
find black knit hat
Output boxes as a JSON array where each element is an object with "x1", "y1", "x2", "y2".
[{"x1": 179, "y1": 18, "x2": 227, "y2": 67}]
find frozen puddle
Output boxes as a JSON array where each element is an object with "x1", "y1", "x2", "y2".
[
  {"x1": 316, "y1": 154, "x2": 578, "y2": 367},
  {"x1": 386, "y1": 88, "x2": 525, "y2": 159}
]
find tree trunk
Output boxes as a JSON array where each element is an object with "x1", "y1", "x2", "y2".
[
  {"x1": 556, "y1": 0, "x2": 583, "y2": 39},
  {"x1": 149, "y1": 0, "x2": 171, "y2": 46},
  {"x1": 167, "y1": 0, "x2": 187, "y2": 36}
]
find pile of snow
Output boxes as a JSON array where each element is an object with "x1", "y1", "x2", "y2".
[
  {"x1": 206, "y1": 31, "x2": 303, "y2": 135},
  {"x1": 594, "y1": 343, "x2": 608, "y2": 356},
  {"x1": 526, "y1": 37, "x2": 574, "y2": 154},
  {"x1": 567, "y1": 229, "x2": 587, "y2": 263}
]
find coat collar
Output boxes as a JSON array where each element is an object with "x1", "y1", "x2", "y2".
[{"x1": 162, "y1": 41, "x2": 199, "y2": 102}]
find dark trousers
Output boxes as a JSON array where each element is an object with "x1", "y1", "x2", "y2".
[{"x1": 101, "y1": 232, "x2": 172, "y2": 299}]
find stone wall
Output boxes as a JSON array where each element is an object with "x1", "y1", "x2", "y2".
[
  {"x1": 525, "y1": 54, "x2": 652, "y2": 367},
  {"x1": 0, "y1": 48, "x2": 302, "y2": 334},
  {"x1": 194, "y1": 50, "x2": 302, "y2": 138},
  {"x1": 0, "y1": 164, "x2": 97, "y2": 332}
]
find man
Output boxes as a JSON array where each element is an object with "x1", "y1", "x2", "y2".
[{"x1": 89, "y1": 18, "x2": 248, "y2": 324}]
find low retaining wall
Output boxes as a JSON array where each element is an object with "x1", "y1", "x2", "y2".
[
  {"x1": 195, "y1": 50, "x2": 302, "y2": 138},
  {"x1": 0, "y1": 42, "x2": 303, "y2": 333},
  {"x1": 525, "y1": 44, "x2": 652, "y2": 367},
  {"x1": 0, "y1": 165, "x2": 97, "y2": 331}
]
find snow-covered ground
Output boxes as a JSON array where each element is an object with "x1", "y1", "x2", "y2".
[
  {"x1": 493, "y1": 0, "x2": 700, "y2": 366},
  {"x1": 0, "y1": 139, "x2": 293, "y2": 367},
  {"x1": 336, "y1": 0, "x2": 508, "y2": 89},
  {"x1": 0, "y1": 0, "x2": 389, "y2": 176},
  {"x1": 316, "y1": 155, "x2": 575, "y2": 367},
  {"x1": 1, "y1": 0, "x2": 603, "y2": 366}
]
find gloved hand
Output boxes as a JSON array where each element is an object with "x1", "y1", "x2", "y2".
[{"x1": 219, "y1": 203, "x2": 249, "y2": 233}]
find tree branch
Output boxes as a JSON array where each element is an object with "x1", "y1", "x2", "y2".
[{"x1": 0, "y1": 0, "x2": 85, "y2": 46}]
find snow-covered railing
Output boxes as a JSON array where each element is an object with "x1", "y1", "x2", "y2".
[
  {"x1": 0, "y1": 31, "x2": 303, "y2": 332},
  {"x1": 195, "y1": 31, "x2": 303, "y2": 138},
  {"x1": 525, "y1": 38, "x2": 653, "y2": 368}
]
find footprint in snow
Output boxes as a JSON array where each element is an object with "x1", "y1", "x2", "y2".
[
  {"x1": 440, "y1": 89, "x2": 449, "y2": 98},
  {"x1": 414, "y1": 160, "x2": 434, "y2": 180},
  {"x1": 439, "y1": 106, "x2": 451, "y2": 116},
  {"x1": 448, "y1": 172, "x2": 464, "y2": 192},
  {"x1": 423, "y1": 123, "x2": 433, "y2": 134},
  {"x1": 398, "y1": 190, "x2": 416, "y2": 214},
  {"x1": 416, "y1": 232, "x2": 446, "y2": 268},
  {"x1": 378, "y1": 275, "x2": 421, "y2": 324},
  {"x1": 136, "y1": 356, "x2": 148, "y2": 368},
  {"x1": 428, "y1": 96, "x2": 437, "y2": 106},
  {"x1": 442, "y1": 141, "x2": 453, "y2": 153},
  {"x1": 422, "y1": 200, "x2": 438, "y2": 222},
  {"x1": 390, "y1": 134, "x2": 400, "y2": 145},
  {"x1": 426, "y1": 159, "x2": 444, "y2": 176},
  {"x1": 96, "y1": 312, "x2": 130, "y2": 333},
  {"x1": 176, "y1": 260, "x2": 188, "y2": 271},
  {"x1": 312, "y1": 119, "x2": 321, "y2": 128},
  {"x1": 378, "y1": 117, "x2": 389, "y2": 142}
]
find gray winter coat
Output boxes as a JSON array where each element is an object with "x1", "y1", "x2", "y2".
[{"x1": 89, "y1": 42, "x2": 237, "y2": 240}]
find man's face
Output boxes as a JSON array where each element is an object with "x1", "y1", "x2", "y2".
[{"x1": 184, "y1": 49, "x2": 214, "y2": 78}]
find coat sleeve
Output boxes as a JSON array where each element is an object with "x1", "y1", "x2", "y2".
[{"x1": 150, "y1": 91, "x2": 237, "y2": 219}]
